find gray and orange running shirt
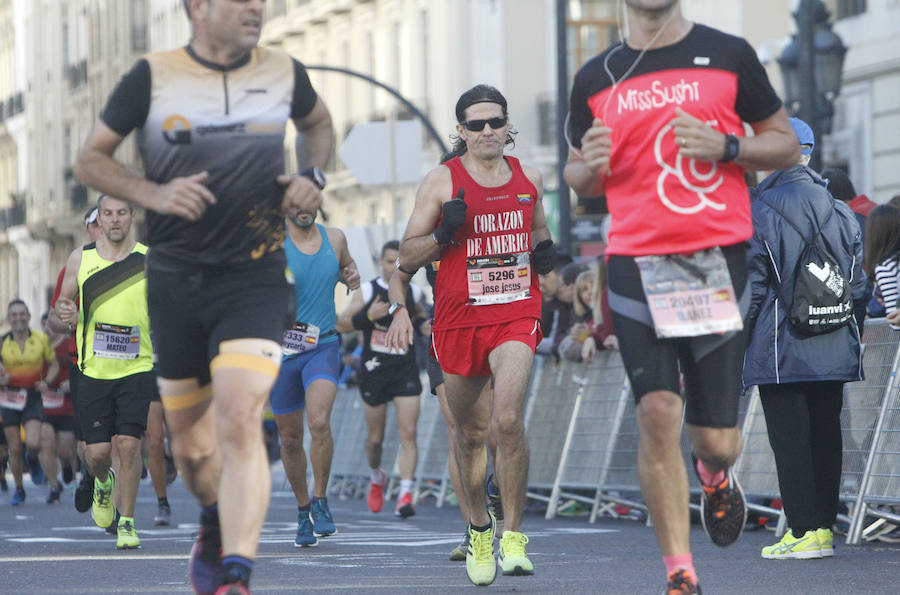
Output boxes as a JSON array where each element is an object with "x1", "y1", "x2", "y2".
[{"x1": 101, "y1": 46, "x2": 318, "y2": 266}]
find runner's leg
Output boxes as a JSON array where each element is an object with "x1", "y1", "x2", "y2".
[
  {"x1": 443, "y1": 373, "x2": 491, "y2": 526},
  {"x1": 394, "y1": 395, "x2": 420, "y2": 482},
  {"x1": 146, "y1": 401, "x2": 168, "y2": 500},
  {"x1": 436, "y1": 384, "x2": 470, "y2": 522},
  {"x1": 487, "y1": 341, "x2": 534, "y2": 533},
  {"x1": 113, "y1": 434, "x2": 142, "y2": 517},
  {"x1": 305, "y1": 379, "x2": 337, "y2": 498},
  {"x1": 4, "y1": 425, "x2": 24, "y2": 489},
  {"x1": 39, "y1": 422, "x2": 60, "y2": 490},
  {"x1": 364, "y1": 402, "x2": 387, "y2": 472},
  {"x1": 275, "y1": 410, "x2": 310, "y2": 507}
]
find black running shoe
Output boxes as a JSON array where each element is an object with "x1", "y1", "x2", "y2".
[
  {"x1": 693, "y1": 454, "x2": 747, "y2": 547},
  {"x1": 74, "y1": 472, "x2": 93, "y2": 513},
  {"x1": 106, "y1": 509, "x2": 121, "y2": 535},
  {"x1": 665, "y1": 569, "x2": 702, "y2": 594},
  {"x1": 486, "y1": 474, "x2": 504, "y2": 535},
  {"x1": 190, "y1": 524, "x2": 224, "y2": 595},
  {"x1": 62, "y1": 462, "x2": 74, "y2": 485},
  {"x1": 46, "y1": 485, "x2": 62, "y2": 504}
]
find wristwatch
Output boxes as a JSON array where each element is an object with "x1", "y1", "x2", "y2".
[
  {"x1": 299, "y1": 166, "x2": 326, "y2": 190},
  {"x1": 388, "y1": 302, "x2": 406, "y2": 316},
  {"x1": 720, "y1": 134, "x2": 740, "y2": 163}
]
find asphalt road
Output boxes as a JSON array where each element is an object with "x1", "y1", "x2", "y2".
[{"x1": 1, "y1": 468, "x2": 897, "y2": 594}]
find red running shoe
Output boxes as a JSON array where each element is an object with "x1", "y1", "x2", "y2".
[
  {"x1": 213, "y1": 583, "x2": 250, "y2": 595},
  {"x1": 666, "y1": 569, "x2": 701, "y2": 594},
  {"x1": 367, "y1": 469, "x2": 386, "y2": 513},
  {"x1": 395, "y1": 491, "x2": 415, "y2": 518}
]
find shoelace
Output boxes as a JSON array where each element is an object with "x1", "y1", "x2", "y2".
[
  {"x1": 120, "y1": 522, "x2": 135, "y2": 536},
  {"x1": 313, "y1": 502, "x2": 333, "y2": 521},
  {"x1": 96, "y1": 485, "x2": 112, "y2": 507},
  {"x1": 666, "y1": 569, "x2": 697, "y2": 594},
  {"x1": 470, "y1": 528, "x2": 493, "y2": 560},
  {"x1": 502, "y1": 533, "x2": 528, "y2": 556}
]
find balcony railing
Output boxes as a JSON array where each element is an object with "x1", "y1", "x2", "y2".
[
  {"x1": 0, "y1": 92, "x2": 24, "y2": 122},
  {"x1": 0, "y1": 202, "x2": 26, "y2": 230}
]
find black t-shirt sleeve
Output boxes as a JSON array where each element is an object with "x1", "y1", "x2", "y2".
[
  {"x1": 100, "y1": 59, "x2": 151, "y2": 136},
  {"x1": 567, "y1": 68, "x2": 595, "y2": 150},
  {"x1": 290, "y1": 59, "x2": 319, "y2": 120},
  {"x1": 734, "y1": 38, "x2": 783, "y2": 124}
]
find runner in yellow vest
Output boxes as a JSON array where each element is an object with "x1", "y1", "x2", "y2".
[{"x1": 50, "y1": 195, "x2": 152, "y2": 550}]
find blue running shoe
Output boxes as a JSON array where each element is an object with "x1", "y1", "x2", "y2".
[
  {"x1": 295, "y1": 512, "x2": 317, "y2": 547},
  {"x1": 311, "y1": 498, "x2": 337, "y2": 536},
  {"x1": 190, "y1": 524, "x2": 224, "y2": 595},
  {"x1": 10, "y1": 487, "x2": 25, "y2": 506},
  {"x1": 28, "y1": 459, "x2": 45, "y2": 486}
]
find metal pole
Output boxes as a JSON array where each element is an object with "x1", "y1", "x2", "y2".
[
  {"x1": 555, "y1": 0, "x2": 572, "y2": 254},
  {"x1": 796, "y1": 0, "x2": 821, "y2": 171},
  {"x1": 306, "y1": 65, "x2": 449, "y2": 156}
]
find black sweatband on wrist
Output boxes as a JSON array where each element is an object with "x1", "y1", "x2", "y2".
[
  {"x1": 397, "y1": 262, "x2": 418, "y2": 276},
  {"x1": 351, "y1": 308, "x2": 374, "y2": 331}
]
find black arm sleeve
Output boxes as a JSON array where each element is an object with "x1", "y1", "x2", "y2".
[
  {"x1": 734, "y1": 39, "x2": 783, "y2": 124},
  {"x1": 291, "y1": 59, "x2": 319, "y2": 120},
  {"x1": 567, "y1": 69, "x2": 594, "y2": 150},
  {"x1": 100, "y1": 59, "x2": 151, "y2": 136}
]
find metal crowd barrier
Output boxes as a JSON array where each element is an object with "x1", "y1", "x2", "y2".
[{"x1": 280, "y1": 318, "x2": 899, "y2": 546}]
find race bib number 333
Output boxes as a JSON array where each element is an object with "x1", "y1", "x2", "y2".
[{"x1": 467, "y1": 252, "x2": 531, "y2": 306}]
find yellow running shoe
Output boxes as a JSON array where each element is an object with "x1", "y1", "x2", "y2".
[
  {"x1": 91, "y1": 470, "x2": 116, "y2": 529},
  {"x1": 116, "y1": 518, "x2": 141, "y2": 550},
  {"x1": 465, "y1": 521, "x2": 496, "y2": 586},
  {"x1": 498, "y1": 530, "x2": 534, "y2": 575},
  {"x1": 761, "y1": 529, "x2": 822, "y2": 559},
  {"x1": 816, "y1": 527, "x2": 834, "y2": 557}
]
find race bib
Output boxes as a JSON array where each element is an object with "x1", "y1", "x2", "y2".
[
  {"x1": 467, "y1": 252, "x2": 531, "y2": 306},
  {"x1": 370, "y1": 328, "x2": 406, "y2": 355},
  {"x1": 42, "y1": 390, "x2": 64, "y2": 409},
  {"x1": 282, "y1": 322, "x2": 320, "y2": 356},
  {"x1": 93, "y1": 323, "x2": 141, "y2": 360},
  {"x1": 0, "y1": 388, "x2": 27, "y2": 411},
  {"x1": 636, "y1": 247, "x2": 743, "y2": 338}
]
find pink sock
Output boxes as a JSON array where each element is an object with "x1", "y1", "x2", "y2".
[
  {"x1": 696, "y1": 458, "x2": 725, "y2": 486},
  {"x1": 663, "y1": 553, "x2": 697, "y2": 583}
]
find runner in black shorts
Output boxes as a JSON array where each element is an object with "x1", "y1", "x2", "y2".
[
  {"x1": 72, "y1": 1, "x2": 333, "y2": 590},
  {"x1": 564, "y1": 2, "x2": 800, "y2": 591},
  {"x1": 336, "y1": 241, "x2": 428, "y2": 519}
]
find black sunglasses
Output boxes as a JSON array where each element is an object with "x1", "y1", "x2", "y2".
[{"x1": 462, "y1": 116, "x2": 508, "y2": 132}]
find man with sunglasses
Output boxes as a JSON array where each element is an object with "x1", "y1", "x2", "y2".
[
  {"x1": 385, "y1": 84, "x2": 557, "y2": 586},
  {"x1": 564, "y1": 1, "x2": 799, "y2": 593}
]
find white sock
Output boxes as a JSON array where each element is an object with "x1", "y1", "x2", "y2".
[
  {"x1": 400, "y1": 479, "x2": 414, "y2": 496},
  {"x1": 371, "y1": 468, "x2": 384, "y2": 484}
]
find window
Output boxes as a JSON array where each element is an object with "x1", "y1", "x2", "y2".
[{"x1": 836, "y1": 0, "x2": 866, "y2": 19}]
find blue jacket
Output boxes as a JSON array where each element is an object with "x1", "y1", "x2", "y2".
[{"x1": 742, "y1": 166, "x2": 866, "y2": 389}]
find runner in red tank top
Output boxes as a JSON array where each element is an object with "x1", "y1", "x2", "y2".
[{"x1": 384, "y1": 85, "x2": 557, "y2": 586}]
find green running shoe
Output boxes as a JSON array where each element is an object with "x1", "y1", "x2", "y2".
[
  {"x1": 465, "y1": 521, "x2": 496, "y2": 586},
  {"x1": 116, "y1": 518, "x2": 141, "y2": 550},
  {"x1": 450, "y1": 531, "x2": 469, "y2": 561},
  {"x1": 91, "y1": 469, "x2": 116, "y2": 529},
  {"x1": 761, "y1": 529, "x2": 822, "y2": 559},
  {"x1": 816, "y1": 527, "x2": 834, "y2": 557},
  {"x1": 498, "y1": 530, "x2": 534, "y2": 575}
]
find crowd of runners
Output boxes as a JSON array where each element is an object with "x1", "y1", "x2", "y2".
[{"x1": 3, "y1": 1, "x2": 900, "y2": 595}]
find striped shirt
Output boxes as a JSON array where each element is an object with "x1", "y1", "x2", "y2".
[{"x1": 874, "y1": 254, "x2": 899, "y2": 329}]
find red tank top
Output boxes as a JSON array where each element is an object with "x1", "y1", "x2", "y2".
[{"x1": 433, "y1": 156, "x2": 542, "y2": 331}]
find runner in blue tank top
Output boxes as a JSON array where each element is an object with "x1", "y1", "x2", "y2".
[{"x1": 270, "y1": 192, "x2": 359, "y2": 548}]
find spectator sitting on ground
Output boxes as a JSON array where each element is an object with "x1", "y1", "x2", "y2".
[{"x1": 558, "y1": 262, "x2": 618, "y2": 362}]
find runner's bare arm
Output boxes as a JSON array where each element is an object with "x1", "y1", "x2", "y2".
[
  {"x1": 39, "y1": 350, "x2": 60, "y2": 390},
  {"x1": 564, "y1": 118, "x2": 612, "y2": 197},
  {"x1": 669, "y1": 106, "x2": 800, "y2": 171},
  {"x1": 48, "y1": 248, "x2": 83, "y2": 334},
  {"x1": 292, "y1": 97, "x2": 334, "y2": 171},
  {"x1": 335, "y1": 290, "x2": 365, "y2": 334},
  {"x1": 397, "y1": 167, "x2": 453, "y2": 271},
  {"x1": 329, "y1": 228, "x2": 361, "y2": 291},
  {"x1": 385, "y1": 268, "x2": 415, "y2": 352},
  {"x1": 74, "y1": 120, "x2": 216, "y2": 221},
  {"x1": 524, "y1": 166, "x2": 552, "y2": 245}
]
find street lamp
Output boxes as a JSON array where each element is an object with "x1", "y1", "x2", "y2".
[{"x1": 777, "y1": 0, "x2": 847, "y2": 170}]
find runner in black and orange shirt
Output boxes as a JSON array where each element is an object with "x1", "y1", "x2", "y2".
[
  {"x1": 564, "y1": 2, "x2": 800, "y2": 593},
  {"x1": 385, "y1": 85, "x2": 557, "y2": 587}
]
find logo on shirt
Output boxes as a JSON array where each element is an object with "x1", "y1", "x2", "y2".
[
  {"x1": 162, "y1": 114, "x2": 192, "y2": 145},
  {"x1": 653, "y1": 120, "x2": 726, "y2": 215},
  {"x1": 517, "y1": 194, "x2": 533, "y2": 204}
]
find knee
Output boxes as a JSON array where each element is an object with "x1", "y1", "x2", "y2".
[
  {"x1": 456, "y1": 422, "x2": 487, "y2": 451},
  {"x1": 399, "y1": 426, "x2": 417, "y2": 447},
  {"x1": 692, "y1": 428, "x2": 741, "y2": 467},
  {"x1": 307, "y1": 416, "x2": 331, "y2": 440},
  {"x1": 114, "y1": 436, "x2": 141, "y2": 459},
  {"x1": 637, "y1": 391, "x2": 683, "y2": 430},
  {"x1": 217, "y1": 406, "x2": 263, "y2": 453}
]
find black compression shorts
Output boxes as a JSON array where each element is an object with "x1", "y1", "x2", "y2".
[
  {"x1": 1, "y1": 391, "x2": 43, "y2": 428},
  {"x1": 360, "y1": 361, "x2": 422, "y2": 407},
  {"x1": 146, "y1": 251, "x2": 292, "y2": 384},
  {"x1": 77, "y1": 371, "x2": 154, "y2": 444},
  {"x1": 608, "y1": 243, "x2": 749, "y2": 428}
]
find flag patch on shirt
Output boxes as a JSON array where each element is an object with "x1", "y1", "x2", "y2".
[{"x1": 517, "y1": 194, "x2": 532, "y2": 204}]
